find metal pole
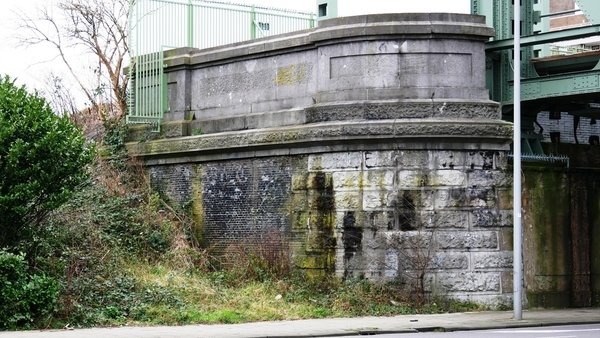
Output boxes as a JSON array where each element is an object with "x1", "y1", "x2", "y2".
[
  {"x1": 513, "y1": 0, "x2": 523, "y2": 321},
  {"x1": 250, "y1": 5, "x2": 256, "y2": 40},
  {"x1": 187, "y1": 0, "x2": 194, "y2": 47}
]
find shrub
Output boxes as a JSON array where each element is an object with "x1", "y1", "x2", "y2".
[
  {"x1": 0, "y1": 75, "x2": 94, "y2": 248},
  {"x1": 0, "y1": 251, "x2": 59, "y2": 330},
  {"x1": 222, "y1": 230, "x2": 292, "y2": 283}
]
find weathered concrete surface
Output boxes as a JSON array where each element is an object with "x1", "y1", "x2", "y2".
[
  {"x1": 128, "y1": 12, "x2": 498, "y2": 140},
  {"x1": 132, "y1": 120, "x2": 512, "y2": 165},
  {"x1": 128, "y1": 13, "x2": 515, "y2": 308},
  {"x1": 521, "y1": 166, "x2": 600, "y2": 308}
]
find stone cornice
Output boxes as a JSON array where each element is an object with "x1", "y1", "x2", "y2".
[{"x1": 128, "y1": 119, "x2": 513, "y2": 165}]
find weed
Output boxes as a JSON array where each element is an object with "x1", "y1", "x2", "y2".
[
  {"x1": 222, "y1": 229, "x2": 292, "y2": 284},
  {"x1": 312, "y1": 307, "x2": 331, "y2": 318}
]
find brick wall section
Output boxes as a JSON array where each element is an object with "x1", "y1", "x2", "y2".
[
  {"x1": 202, "y1": 160, "x2": 257, "y2": 247},
  {"x1": 549, "y1": 0, "x2": 588, "y2": 30},
  {"x1": 150, "y1": 158, "x2": 294, "y2": 251},
  {"x1": 202, "y1": 158, "x2": 293, "y2": 250},
  {"x1": 535, "y1": 111, "x2": 600, "y2": 145},
  {"x1": 149, "y1": 164, "x2": 194, "y2": 204},
  {"x1": 550, "y1": 14, "x2": 588, "y2": 29},
  {"x1": 550, "y1": 0, "x2": 574, "y2": 12}
]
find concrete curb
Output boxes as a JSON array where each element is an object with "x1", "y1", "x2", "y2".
[{"x1": 2, "y1": 309, "x2": 599, "y2": 338}]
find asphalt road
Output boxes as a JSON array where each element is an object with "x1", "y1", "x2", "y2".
[{"x1": 331, "y1": 324, "x2": 600, "y2": 338}]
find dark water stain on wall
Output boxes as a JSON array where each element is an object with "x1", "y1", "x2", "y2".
[
  {"x1": 342, "y1": 211, "x2": 362, "y2": 278},
  {"x1": 307, "y1": 172, "x2": 336, "y2": 273}
]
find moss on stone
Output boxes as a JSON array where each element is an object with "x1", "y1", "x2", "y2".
[
  {"x1": 190, "y1": 166, "x2": 206, "y2": 246},
  {"x1": 274, "y1": 63, "x2": 307, "y2": 86},
  {"x1": 523, "y1": 168, "x2": 570, "y2": 307},
  {"x1": 303, "y1": 172, "x2": 337, "y2": 272}
]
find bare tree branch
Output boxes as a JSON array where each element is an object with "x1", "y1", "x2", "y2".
[{"x1": 14, "y1": 0, "x2": 130, "y2": 121}]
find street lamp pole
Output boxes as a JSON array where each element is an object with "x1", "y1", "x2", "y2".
[{"x1": 513, "y1": 0, "x2": 523, "y2": 321}]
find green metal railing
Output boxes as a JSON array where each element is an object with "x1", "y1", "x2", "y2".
[{"x1": 128, "y1": 0, "x2": 316, "y2": 131}]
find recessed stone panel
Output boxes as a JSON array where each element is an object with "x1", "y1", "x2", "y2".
[
  {"x1": 330, "y1": 54, "x2": 399, "y2": 79},
  {"x1": 309, "y1": 153, "x2": 363, "y2": 171}
]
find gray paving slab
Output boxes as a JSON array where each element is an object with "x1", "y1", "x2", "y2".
[{"x1": 1, "y1": 308, "x2": 599, "y2": 338}]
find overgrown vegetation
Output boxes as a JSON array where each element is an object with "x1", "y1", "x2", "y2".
[
  {"x1": 0, "y1": 251, "x2": 59, "y2": 330},
  {"x1": 0, "y1": 76, "x2": 94, "y2": 248},
  {"x1": 0, "y1": 91, "x2": 482, "y2": 330}
]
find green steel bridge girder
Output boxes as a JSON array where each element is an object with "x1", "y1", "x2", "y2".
[
  {"x1": 485, "y1": 24, "x2": 600, "y2": 52},
  {"x1": 472, "y1": 0, "x2": 600, "y2": 157},
  {"x1": 505, "y1": 69, "x2": 600, "y2": 105},
  {"x1": 474, "y1": 0, "x2": 600, "y2": 111}
]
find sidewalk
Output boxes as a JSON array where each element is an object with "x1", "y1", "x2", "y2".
[{"x1": 2, "y1": 308, "x2": 599, "y2": 338}]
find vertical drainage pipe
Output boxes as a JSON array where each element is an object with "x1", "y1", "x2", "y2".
[{"x1": 513, "y1": 0, "x2": 523, "y2": 321}]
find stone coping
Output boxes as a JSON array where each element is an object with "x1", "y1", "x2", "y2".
[
  {"x1": 128, "y1": 119, "x2": 513, "y2": 165},
  {"x1": 162, "y1": 13, "x2": 494, "y2": 69}
]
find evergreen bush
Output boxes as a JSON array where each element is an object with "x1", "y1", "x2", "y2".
[
  {"x1": 0, "y1": 75, "x2": 93, "y2": 247},
  {"x1": 0, "y1": 251, "x2": 59, "y2": 330}
]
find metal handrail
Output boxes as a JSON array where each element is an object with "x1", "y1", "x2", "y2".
[{"x1": 128, "y1": 0, "x2": 315, "y2": 132}]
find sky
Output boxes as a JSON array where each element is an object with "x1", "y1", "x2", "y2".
[{"x1": 0, "y1": 0, "x2": 471, "y2": 107}]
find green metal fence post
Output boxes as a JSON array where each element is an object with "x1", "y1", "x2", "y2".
[
  {"x1": 188, "y1": 0, "x2": 194, "y2": 47},
  {"x1": 160, "y1": 47, "x2": 167, "y2": 117},
  {"x1": 250, "y1": 5, "x2": 256, "y2": 39}
]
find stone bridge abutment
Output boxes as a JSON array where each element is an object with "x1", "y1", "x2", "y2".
[{"x1": 128, "y1": 13, "x2": 514, "y2": 307}]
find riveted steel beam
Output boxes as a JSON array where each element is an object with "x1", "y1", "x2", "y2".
[{"x1": 486, "y1": 24, "x2": 600, "y2": 51}]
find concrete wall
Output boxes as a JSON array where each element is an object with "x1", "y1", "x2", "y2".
[
  {"x1": 134, "y1": 13, "x2": 497, "y2": 139},
  {"x1": 522, "y1": 165, "x2": 600, "y2": 308},
  {"x1": 128, "y1": 13, "x2": 515, "y2": 307}
]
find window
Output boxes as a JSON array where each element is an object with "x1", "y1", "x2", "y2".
[
  {"x1": 319, "y1": 4, "x2": 327, "y2": 17},
  {"x1": 258, "y1": 22, "x2": 270, "y2": 31}
]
